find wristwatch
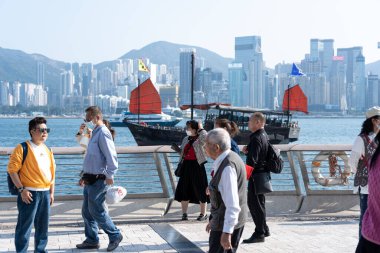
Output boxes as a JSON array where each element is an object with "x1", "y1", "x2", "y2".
[{"x1": 18, "y1": 186, "x2": 25, "y2": 193}]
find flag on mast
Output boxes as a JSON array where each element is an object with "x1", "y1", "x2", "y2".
[
  {"x1": 291, "y1": 63, "x2": 305, "y2": 76},
  {"x1": 138, "y1": 59, "x2": 150, "y2": 72}
]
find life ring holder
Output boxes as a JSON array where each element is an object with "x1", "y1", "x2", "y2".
[{"x1": 311, "y1": 151, "x2": 350, "y2": 187}]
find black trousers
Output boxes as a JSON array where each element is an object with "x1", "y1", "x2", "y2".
[
  {"x1": 247, "y1": 178, "x2": 269, "y2": 235},
  {"x1": 356, "y1": 236, "x2": 380, "y2": 253},
  {"x1": 209, "y1": 226, "x2": 244, "y2": 253}
]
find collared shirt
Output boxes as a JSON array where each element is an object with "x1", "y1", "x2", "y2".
[
  {"x1": 83, "y1": 125, "x2": 118, "y2": 179},
  {"x1": 212, "y1": 150, "x2": 241, "y2": 234}
]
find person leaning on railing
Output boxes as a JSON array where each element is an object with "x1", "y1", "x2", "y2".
[
  {"x1": 174, "y1": 120, "x2": 210, "y2": 221},
  {"x1": 7, "y1": 117, "x2": 56, "y2": 253},
  {"x1": 349, "y1": 106, "x2": 380, "y2": 238},
  {"x1": 355, "y1": 131, "x2": 380, "y2": 252}
]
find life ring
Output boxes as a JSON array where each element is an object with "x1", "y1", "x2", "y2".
[{"x1": 311, "y1": 151, "x2": 351, "y2": 187}]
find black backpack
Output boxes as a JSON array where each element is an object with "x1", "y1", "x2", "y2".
[
  {"x1": 265, "y1": 143, "x2": 284, "y2": 174},
  {"x1": 7, "y1": 142, "x2": 28, "y2": 195}
]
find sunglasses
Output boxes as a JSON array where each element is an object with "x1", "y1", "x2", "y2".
[{"x1": 36, "y1": 128, "x2": 50, "y2": 133}]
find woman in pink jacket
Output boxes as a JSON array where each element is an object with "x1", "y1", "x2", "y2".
[{"x1": 356, "y1": 132, "x2": 380, "y2": 252}]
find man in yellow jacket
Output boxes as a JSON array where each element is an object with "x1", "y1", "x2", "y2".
[{"x1": 7, "y1": 117, "x2": 56, "y2": 253}]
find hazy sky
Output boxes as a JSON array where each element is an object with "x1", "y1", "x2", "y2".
[{"x1": 1, "y1": 0, "x2": 380, "y2": 68}]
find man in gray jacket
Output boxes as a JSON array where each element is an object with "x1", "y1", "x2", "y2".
[{"x1": 205, "y1": 128, "x2": 248, "y2": 253}]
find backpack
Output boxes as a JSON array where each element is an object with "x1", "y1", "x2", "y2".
[
  {"x1": 265, "y1": 143, "x2": 284, "y2": 174},
  {"x1": 7, "y1": 142, "x2": 28, "y2": 195}
]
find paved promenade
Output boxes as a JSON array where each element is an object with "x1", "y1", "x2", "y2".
[{"x1": 0, "y1": 198, "x2": 360, "y2": 253}]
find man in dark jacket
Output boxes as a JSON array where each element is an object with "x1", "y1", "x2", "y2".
[{"x1": 242, "y1": 112, "x2": 271, "y2": 243}]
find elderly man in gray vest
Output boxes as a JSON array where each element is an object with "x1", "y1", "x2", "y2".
[{"x1": 205, "y1": 128, "x2": 248, "y2": 253}]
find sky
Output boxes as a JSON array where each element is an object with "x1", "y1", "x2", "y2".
[{"x1": 1, "y1": 0, "x2": 380, "y2": 68}]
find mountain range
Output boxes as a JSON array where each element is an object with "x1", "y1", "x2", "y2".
[
  {"x1": 0, "y1": 41, "x2": 233, "y2": 88},
  {"x1": 1, "y1": 41, "x2": 380, "y2": 88}
]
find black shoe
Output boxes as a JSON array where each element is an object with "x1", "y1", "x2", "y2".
[
  {"x1": 107, "y1": 234, "x2": 123, "y2": 252},
  {"x1": 76, "y1": 241, "x2": 100, "y2": 249},
  {"x1": 182, "y1": 213, "x2": 188, "y2": 221},
  {"x1": 196, "y1": 213, "x2": 208, "y2": 221},
  {"x1": 243, "y1": 235, "x2": 265, "y2": 243},
  {"x1": 264, "y1": 231, "x2": 270, "y2": 237}
]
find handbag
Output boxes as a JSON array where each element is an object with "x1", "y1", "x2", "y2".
[
  {"x1": 245, "y1": 164, "x2": 254, "y2": 180},
  {"x1": 174, "y1": 140, "x2": 194, "y2": 177},
  {"x1": 253, "y1": 172, "x2": 273, "y2": 194}
]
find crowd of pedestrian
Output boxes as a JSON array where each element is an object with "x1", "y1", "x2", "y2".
[{"x1": 7, "y1": 106, "x2": 380, "y2": 252}]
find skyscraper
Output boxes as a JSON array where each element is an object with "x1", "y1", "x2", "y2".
[
  {"x1": 228, "y1": 63, "x2": 244, "y2": 106},
  {"x1": 337, "y1": 47, "x2": 365, "y2": 111},
  {"x1": 37, "y1": 62, "x2": 45, "y2": 87},
  {"x1": 179, "y1": 48, "x2": 196, "y2": 105},
  {"x1": 235, "y1": 36, "x2": 264, "y2": 108},
  {"x1": 310, "y1": 39, "x2": 334, "y2": 74}
]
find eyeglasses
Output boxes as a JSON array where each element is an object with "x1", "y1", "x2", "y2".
[{"x1": 36, "y1": 128, "x2": 50, "y2": 133}]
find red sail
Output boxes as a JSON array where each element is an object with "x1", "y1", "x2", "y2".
[
  {"x1": 129, "y1": 78, "x2": 161, "y2": 114},
  {"x1": 282, "y1": 84, "x2": 308, "y2": 114}
]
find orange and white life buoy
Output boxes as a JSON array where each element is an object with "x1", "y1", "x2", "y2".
[{"x1": 311, "y1": 151, "x2": 351, "y2": 187}]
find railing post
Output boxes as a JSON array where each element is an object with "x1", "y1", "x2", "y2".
[
  {"x1": 162, "y1": 153, "x2": 177, "y2": 195},
  {"x1": 296, "y1": 151, "x2": 312, "y2": 195},
  {"x1": 287, "y1": 151, "x2": 302, "y2": 196},
  {"x1": 152, "y1": 152, "x2": 172, "y2": 215}
]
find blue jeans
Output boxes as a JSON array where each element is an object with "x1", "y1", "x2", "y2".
[
  {"x1": 15, "y1": 190, "x2": 50, "y2": 253},
  {"x1": 359, "y1": 191, "x2": 368, "y2": 238},
  {"x1": 82, "y1": 179, "x2": 120, "y2": 243}
]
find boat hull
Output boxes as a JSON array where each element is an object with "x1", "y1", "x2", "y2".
[
  {"x1": 125, "y1": 122, "x2": 186, "y2": 146},
  {"x1": 111, "y1": 119, "x2": 181, "y2": 128},
  {"x1": 126, "y1": 121, "x2": 299, "y2": 146}
]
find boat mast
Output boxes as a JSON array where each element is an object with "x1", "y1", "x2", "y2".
[
  {"x1": 287, "y1": 81, "x2": 290, "y2": 125},
  {"x1": 138, "y1": 77, "x2": 140, "y2": 123},
  {"x1": 191, "y1": 52, "x2": 195, "y2": 120}
]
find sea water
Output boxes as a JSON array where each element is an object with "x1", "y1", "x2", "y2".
[{"x1": 0, "y1": 117, "x2": 365, "y2": 196}]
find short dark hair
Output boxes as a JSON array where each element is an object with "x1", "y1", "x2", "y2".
[
  {"x1": 186, "y1": 120, "x2": 199, "y2": 131},
  {"x1": 29, "y1": 117, "x2": 47, "y2": 137},
  {"x1": 85, "y1": 106, "x2": 103, "y2": 118}
]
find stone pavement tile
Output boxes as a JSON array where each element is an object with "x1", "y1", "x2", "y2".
[{"x1": 172, "y1": 218, "x2": 359, "y2": 253}]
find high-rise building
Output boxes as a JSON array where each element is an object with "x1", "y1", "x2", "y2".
[
  {"x1": 179, "y1": 48, "x2": 196, "y2": 105},
  {"x1": 310, "y1": 39, "x2": 334, "y2": 74},
  {"x1": 37, "y1": 62, "x2": 45, "y2": 87},
  {"x1": 235, "y1": 36, "x2": 264, "y2": 107},
  {"x1": 337, "y1": 47, "x2": 365, "y2": 111},
  {"x1": 60, "y1": 71, "x2": 74, "y2": 107},
  {"x1": 228, "y1": 63, "x2": 244, "y2": 107},
  {"x1": 0, "y1": 81, "x2": 10, "y2": 106},
  {"x1": 11, "y1": 82, "x2": 22, "y2": 106},
  {"x1": 367, "y1": 74, "x2": 379, "y2": 108}
]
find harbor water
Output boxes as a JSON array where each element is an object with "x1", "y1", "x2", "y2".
[
  {"x1": 0, "y1": 116, "x2": 365, "y2": 147},
  {"x1": 0, "y1": 117, "x2": 364, "y2": 197}
]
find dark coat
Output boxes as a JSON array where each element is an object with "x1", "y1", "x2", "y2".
[{"x1": 246, "y1": 128, "x2": 269, "y2": 173}]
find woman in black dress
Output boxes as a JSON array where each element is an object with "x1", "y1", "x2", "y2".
[{"x1": 175, "y1": 120, "x2": 209, "y2": 221}]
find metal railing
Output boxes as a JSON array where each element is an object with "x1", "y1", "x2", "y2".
[{"x1": 0, "y1": 144, "x2": 354, "y2": 214}]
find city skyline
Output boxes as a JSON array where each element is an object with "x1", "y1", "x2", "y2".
[{"x1": 1, "y1": 0, "x2": 380, "y2": 68}]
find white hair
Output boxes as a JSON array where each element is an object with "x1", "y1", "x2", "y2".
[{"x1": 207, "y1": 128, "x2": 231, "y2": 152}]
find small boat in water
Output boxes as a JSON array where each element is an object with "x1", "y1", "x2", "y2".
[
  {"x1": 109, "y1": 78, "x2": 182, "y2": 127},
  {"x1": 126, "y1": 84, "x2": 308, "y2": 146},
  {"x1": 126, "y1": 104, "x2": 302, "y2": 146}
]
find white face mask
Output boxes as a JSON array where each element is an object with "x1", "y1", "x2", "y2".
[
  {"x1": 86, "y1": 121, "x2": 95, "y2": 130},
  {"x1": 186, "y1": 130, "x2": 193, "y2": 136}
]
